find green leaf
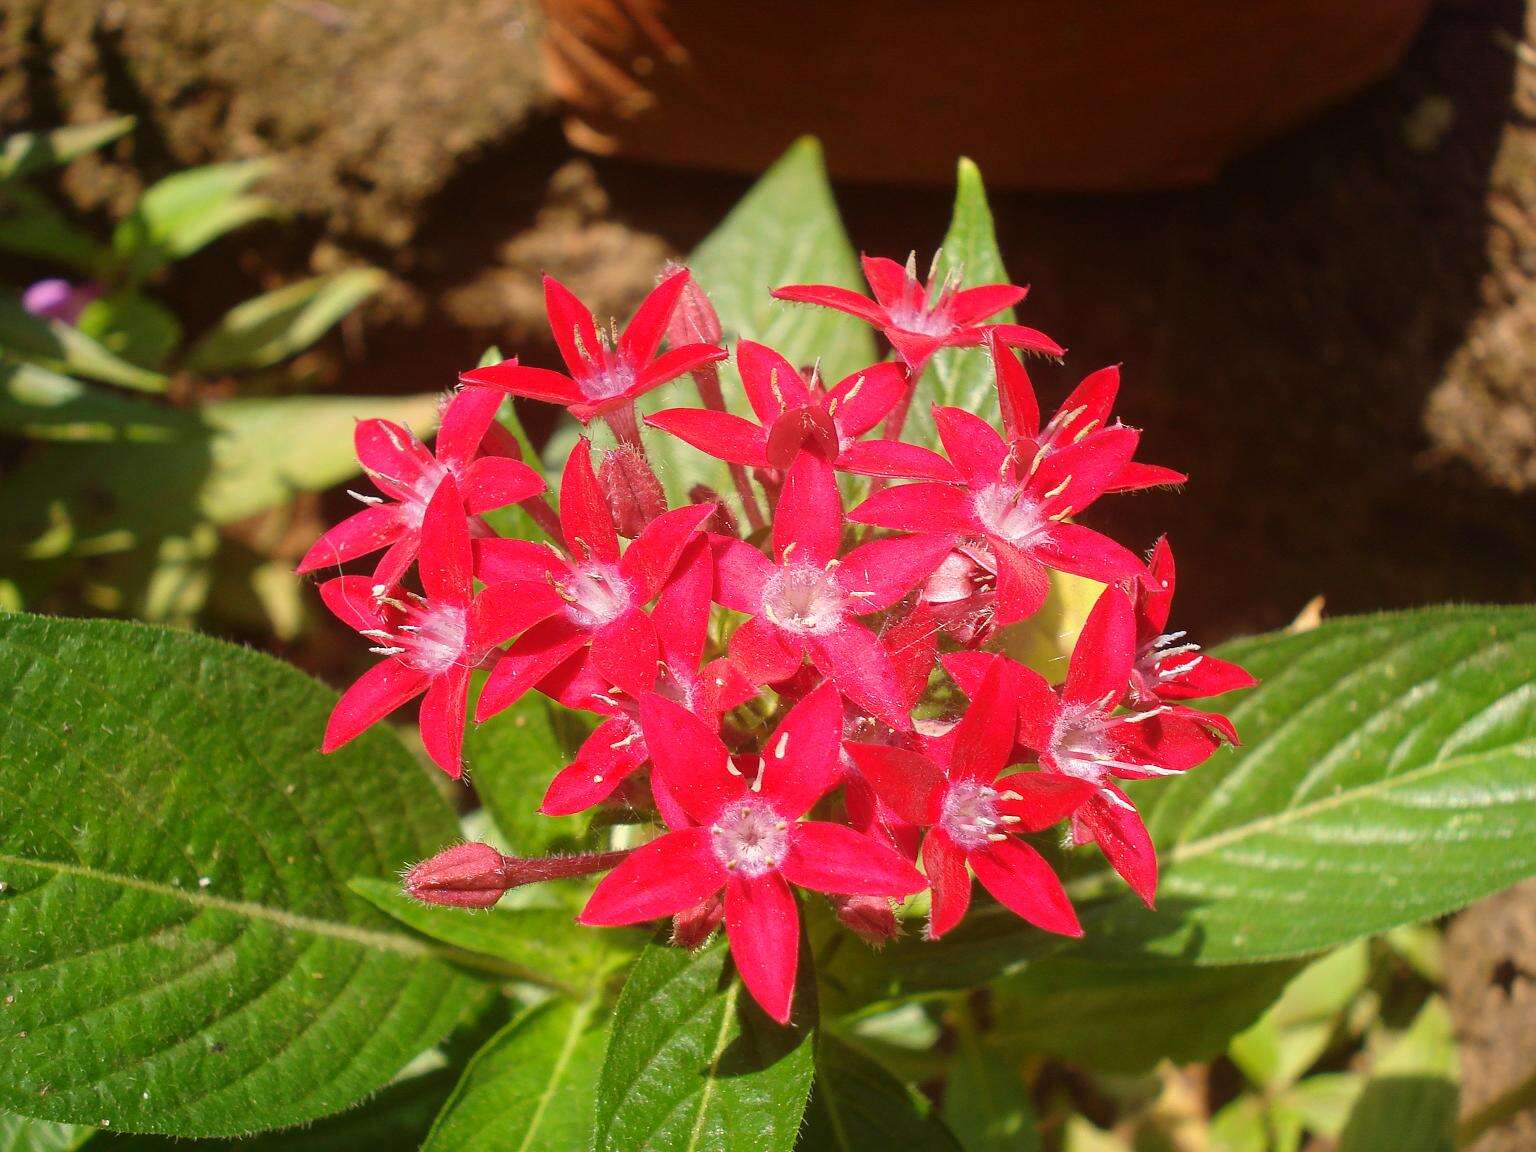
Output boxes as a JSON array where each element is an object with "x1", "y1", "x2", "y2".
[
  {"x1": 990, "y1": 958, "x2": 1298, "y2": 1074},
  {"x1": 0, "y1": 295, "x2": 167, "y2": 392},
  {"x1": 0, "y1": 118, "x2": 135, "y2": 184},
  {"x1": 0, "y1": 614, "x2": 492, "y2": 1137},
  {"x1": 0, "y1": 1114, "x2": 91, "y2": 1152},
  {"x1": 466, "y1": 687, "x2": 593, "y2": 854},
  {"x1": 112, "y1": 161, "x2": 275, "y2": 282},
  {"x1": 1063, "y1": 606, "x2": 1536, "y2": 963},
  {"x1": 349, "y1": 877, "x2": 632, "y2": 995},
  {"x1": 0, "y1": 184, "x2": 109, "y2": 272},
  {"x1": 909, "y1": 159, "x2": 1015, "y2": 449},
  {"x1": 421, "y1": 999, "x2": 606, "y2": 1152},
  {"x1": 636, "y1": 137, "x2": 876, "y2": 509},
  {"x1": 1277, "y1": 1072, "x2": 1365, "y2": 1140},
  {"x1": 76, "y1": 292, "x2": 182, "y2": 370},
  {"x1": 801, "y1": 1036, "x2": 959, "y2": 1151},
  {"x1": 942, "y1": 1016, "x2": 1039, "y2": 1152},
  {"x1": 592, "y1": 933, "x2": 817, "y2": 1152},
  {"x1": 0, "y1": 361, "x2": 192, "y2": 443},
  {"x1": 198, "y1": 391, "x2": 441, "y2": 524},
  {"x1": 1209, "y1": 1094, "x2": 1268, "y2": 1152},
  {"x1": 1338, "y1": 998, "x2": 1458, "y2": 1152},
  {"x1": 1228, "y1": 943, "x2": 1370, "y2": 1090},
  {"x1": 183, "y1": 270, "x2": 383, "y2": 374}
]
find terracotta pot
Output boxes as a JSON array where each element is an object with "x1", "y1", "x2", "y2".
[{"x1": 541, "y1": 0, "x2": 1434, "y2": 189}]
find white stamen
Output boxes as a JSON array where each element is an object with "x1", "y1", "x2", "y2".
[{"x1": 347, "y1": 489, "x2": 384, "y2": 505}]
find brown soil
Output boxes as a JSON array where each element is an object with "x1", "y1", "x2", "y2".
[
  {"x1": 1447, "y1": 880, "x2": 1536, "y2": 1151},
  {"x1": 6, "y1": 0, "x2": 1536, "y2": 646}
]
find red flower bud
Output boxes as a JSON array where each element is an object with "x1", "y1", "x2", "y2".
[
  {"x1": 831, "y1": 894, "x2": 901, "y2": 947},
  {"x1": 672, "y1": 891, "x2": 725, "y2": 951},
  {"x1": 661, "y1": 261, "x2": 723, "y2": 346},
  {"x1": 403, "y1": 842, "x2": 511, "y2": 909},
  {"x1": 600, "y1": 443, "x2": 667, "y2": 537}
]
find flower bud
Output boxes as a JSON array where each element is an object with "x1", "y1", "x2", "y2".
[
  {"x1": 832, "y1": 894, "x2": 901, "y2": 947},
  {"x1": 403, "y1": 842, "x2": 511, "y2": 909},
  {"x1": 672, "y1": 891, "x2": 724, "y2": 950},
  {"x1": 600, "y1": 443, "x2": 667, "y2": 537},
  {"x1": 688, "y1": 485, "x2": 739, "y2": 536},
  {"x1": 22, "y1": 278, "x2": 102, "y2": 326},
  {"x1": 661, "y1": 262, "x2": 723, "y2": 346}
]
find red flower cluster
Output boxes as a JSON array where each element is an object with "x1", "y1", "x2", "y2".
[{"x1": 307, "y1": 262, "x2": 1254, "y2": 1023}]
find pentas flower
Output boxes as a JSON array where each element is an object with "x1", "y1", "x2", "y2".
[
  {"x1": 1129, "y1": 538, "x2": 1257, "y2": 717},
  {"x1": 848, "y1": 661, "x2": 1096, "y2": 939},
  {"x1": 297, "y1": 385, "x2": 545, "y2": 586},
  {"x1": 319, "y1": 477, "x2": 560, "y2": 778},
  {"x1": 991, "y1": 333, "x2": 1186, "y2": 494},
  {"x1": 713, "y1": 451, "x2": 952, "y2": 729},
  {"x1": 539, "y1": 537, "x2": 757, "y2": 816},
  {"x1": 460, "y1": 270, "x2": 726, "y2": 424},
  {"x1": 471, "y1": 439, "x2": 713, "y2": 721},
  {"x1": 849, "y1": 402, "x2": 1144, "y2": 626},
  {"x1": 646, "y1": 339, "x2": 939, "y2": 478},
  {"x1": 772, "y1": 252, "x2": 1064, "y2": 373},
  {"x1": 946, "y1": 586, "x2": 1236, "y2": 906},
  {"x1": 579, "y1": 683, "x2": 927, "y2": 1022}
]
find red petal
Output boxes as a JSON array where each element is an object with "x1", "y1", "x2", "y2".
[
  {"x1": 436, "y1": 385, "x2": 505, "y2": 468},
  {"x1": 848, "y1": 483, "x2": 975, "y2": 535},
  {"x1": 418, "y1": 475, "x2": 473, "y2": 608},
  {"x1": 950, "y1": 659, "x2": 1023, "y2": 783},
  {"x1": 773, "y1": 450, "x2": 843, "y2": 566},
  {"x1": 759, "y1": 681, "x2": 843, "y2": 818},
  {"x1": 970, "y1": 838, "x2": 1081, "y2": 937},
  {"x1": 1109, "y1": 461, "x2": 1188, "y2": 494},
  {"x1": 469, "y1": 580, "x2": 565, "y2": 650},
  {"x1": 712, "y1": 536, "x2": 775, "y2": 613},
  {"x1": 542, "y1": 724, "x2": 644, "y2": 816},
  {"x1": 541, "y1": 759, "x2": 625, "y2": 816},
  {"x1": 806, "y1": 621, "x2": 912, "y2": 731},
  {"x1": 1035, "y1": 522, "x2": 1144, "y2": 585},
  {"x1": 372, "y1": 535, "x2": 420, "y2": 590},
  {"x1": 1077, "y1": 789, "x2": 1158, "y2": 907},
  {"x1": 459, "y1": 456, "x2": 544, "y2": 515},
  {"x1": 992, "y1": 541, "x2": 1051, "y2": 626},
  {"x1": 835, "y1": 439, "x2": 958, "y2": 482},
  {"x1": 781, "y1": 822, "x2": 925, "y2": 897},
  {"x1": 654, "y1": 537, "x2": 713, "y2": 672},
  {"x1": 1065, "y1": 585, "x2": 1136, "y2": 708},
  {"x1": 1159, "y1": 654, "x2": 1258, "y2": 701},
  {"x1": 578, "y1": 827, "x2": 727, "y2": 925},
  {"x1": 559, "y1": 439, "x2": 619, "y2": 564},
  {"x1": 619, "y1": 267, "x2": 689, "y2": 368},
  {"x1": 1109, "y1": 711, "x2": 1223, "y2": 775},
  {"x1": 319, "y1": 575, "x2": 390, "y2": 634},
  {"x1": 638, "y1": 692, "x2": 743, "y2": 824},
  {"x1": 845, "y1": 743, "x2": 945, "y2": 826},
  {"x1": 474, "y1": 537, "x2": 568, "y2": 585},
  {"x1": 1054, "y1": 365, "x2": 1120, "y2": 441},
  {"x1": 1030, "y1": 426, "x2": 1140, "y2": 518},
  {"x1": 770, "y1": 283, "x2": 886, "y2": 328},
  {"x1": 593, "y1": 608, "x2": 660, "y2": 697},
  {"x1": 474, "y1": 616, "x2": 588, "y2": 721},
  {"x1": 725, "y1": 873, "x2": 800, "y2": 1024},
  {"x1": 459, "y1": 361, "x2": 583, "y2": 407},
  {"x1": 620, "y1": 501, "x2": 714, "y2": 603},
  {"x1": 355, "y1": 419, "x2": 432, "y2": 501},
  {"x1": 698, "y1": 657, "x2": 758, "y2": 715},
  {"x1": 934, "y1": 405, "x2": 1009, "y2": 484},
  {"x1": 922, "y1": 831, "x2": 972, "y2": 939},
  {"x1": 825, "y1": 360, "x2": 907, "y2": 437},
  {"x1": 988, "y1": 335, "x2": 1040, "y2": 440},
  {"x1": 728, "y1": 614, "x2": 804, "y2": 684},
  {"x1": 948, "y1": 283, "x2": 1026, "y2": 326},
  {"x1": 646, "y1": 408, "x2": 769, "y2": 467},
  {"x1": 838, "y1": 533, "x2": 954, "y2": 614},
  {"x1": 735, "y1": 340, "x2": 809, "y2": 422},
  {"x1": 1138, "y1": 536, "x2": 1177, "y2": 636},
  {"x1": 419, "y1": 663, "x2": 470, "y2": 778},
  {"x1": 993, "y1": 772, "x2": 1096, "y2": 831},
  {"x1": 944, "y1": 650, "x2": 1061, "y2": 751},
  {"x1": 988, "y1": 322, "x2": 1066, "y2": 358},
  {"x1": 635, "y1": 343, "x2": 728, "y2": 392},
  {"x1": 543, "y1": 276, "x2": 603, "y2": 379},
  {"x1": 323, "y1": 659, "x2": 430, "y2": 752},
  {"x1": 860, "y1": 255, "x2": 916, "y2": 310},
  {"x1": 297, "y1": 503, "x2": 407, "y2": 574}
]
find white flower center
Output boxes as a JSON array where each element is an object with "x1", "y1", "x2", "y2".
[
  {"x1": 761, "y1": 563, "x2": 846, "y2": 635},
  {"x1": 971, "y1": 482, "x2": 1046, "y2": 546},
  {"x1": 557, "y1": 563, "x2": 633, "y2": 629},
  {"x1": 887, "y1": 301, "x2": 954, "y2": 337},
  {"x1": 580, "y1": 359, "x2": 636, "y2": 401},
  {"x1": 939, "y1": 779, "x2": 1001, "y2": 850},
  {"x1": 710, "y1": 798, "x2": 789, "y2": 878},
  {"x1": 398, "y1": 602, "x2": 468, "y2": 676}
]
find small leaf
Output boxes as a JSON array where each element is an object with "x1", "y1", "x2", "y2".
[
  {"x1": 801, "y1": 1036, "x2": 960, "y2": 1151},
  {"x1": 1338, "y1": 998, "x2": 1459, "y2": 1152},
  {"x1": 0, "y1": 117, "x2": 135, "y2": 184},
  {"x1": 421, "y1": 1000, "x2": 607, "y2": 1152},
  {"x1": 76, "y1": 292, "x2": 183, "y2": 370},
  {"x1": 198, "y1": 391, "x2": 441, "y2": 524},
  {"x1": 1209, "y1": 1094, "x2": 1268, "y2": 1152},
  {"x1": 1278, "y1": 1072, "x2": 1365, "y2": 1140},
  {"x1": 0, "y1": 1114, "x2": 92, "y2": 1152},
  {"x1": 909, "y1": 159, "x2": 1015, "y2": 448},
  {"x1": 112, "y1": 161, "x2": 275, "y2": 281},
  {"x1": 0, "y1": 614, "x2": 492, "y2": 1137},
  {"x1": 942, "y1": 1016, "x2": 1039, "y2": 1152},
  {"x1": 0, "y1": 295, "x2": 167, "y2": 392},
  {"x1": 183, "y1": 270, "x2": 383, "y2": 373},
  {"x1": 592, "y1": 933, "x2": 817, "y2": 1152}
]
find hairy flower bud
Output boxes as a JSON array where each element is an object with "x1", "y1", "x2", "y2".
[
  {"x1": 672, "y1": 891, "x2": 725, "y2": 950},
  {"x1": 661, "y1": 262, "x2": 723, "y2": 346},
  {"x1": 600, "y1": 443, "x2": 668, "y2": 537},
  {"x1": 831, "y1": 894, "x2": 901, "y2": 946},
  {"x1": 405, "y1": 841, "x2": 630, "y2": 909}
]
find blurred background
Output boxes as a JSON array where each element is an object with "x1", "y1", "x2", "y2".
[{"x1": 3, "y1": 3, "x2": 1536, "y2": 1144}]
